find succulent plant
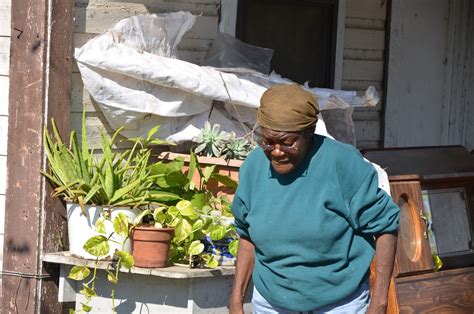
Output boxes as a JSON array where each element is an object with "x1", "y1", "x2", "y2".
[
  {"x1": 193, "y1": 122, "x2": 231, "y2": 157},
  {"x1": 220, "y1": 132, "x2": 253, "y2": 160},
  {"x1": 193, "y1": 122, "x2": 255, "y2": 160}
]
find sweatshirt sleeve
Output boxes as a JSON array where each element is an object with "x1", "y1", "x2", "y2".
[
  {"x1": 231, "y1": 191, "x2": 250, "y2": 239},
  {"x1": 346, "y1": 167, "x2": 400, "y2": 235}
]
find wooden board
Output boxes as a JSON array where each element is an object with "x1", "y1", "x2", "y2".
[
  {"x1": 346, "y1": 0, "x2": 386, "y2": 20},
  {"x1": 344, "y1": 28, "x2": 385, "y2": 50},
  {"x1": 396, "y1": 266, "x2": 474, "y2": 313},
  {"x1": 342, "y1": 60, "x2": 384, "y2": 81}
]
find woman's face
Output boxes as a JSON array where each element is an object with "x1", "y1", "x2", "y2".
[{"x1": 259, "y1": 127, "x2": 313, "y2": 175}]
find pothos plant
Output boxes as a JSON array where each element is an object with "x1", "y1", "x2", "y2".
[
  {"x1": 43, "y1": 120, "x2": 178, "y2": 313},
  {"x1": 140, "y1": 151, "x2": 240, "y2": 268},
  {"x1": 68, "y1": 212, "x2": 134, "y2": 313}
]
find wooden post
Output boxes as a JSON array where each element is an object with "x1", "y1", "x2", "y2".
[{"x1": 3, "y1": 0, "x2": 74, "y2": 312}]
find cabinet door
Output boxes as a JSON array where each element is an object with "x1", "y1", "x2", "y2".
[{"x1": 390, "y1": 181, "x2": 434, "y2": 276}]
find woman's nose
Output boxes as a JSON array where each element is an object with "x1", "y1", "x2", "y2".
[{"x1": 271, "y1": 144, "x2": 285, "y2": 156}]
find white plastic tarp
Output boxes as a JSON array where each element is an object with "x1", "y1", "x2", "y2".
[{"x1": 75, "y1": 12, "x2": 378, "y2": 143}]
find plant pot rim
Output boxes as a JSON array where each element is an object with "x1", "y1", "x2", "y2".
[
  {"x1": 158, "y1": 152, "x2": 244, "y2": 168},
  {"x1": 66, "y1": 202, "x2": 134, "y2": 210},
  {"x1": 133, "y1": 224, "x2": 175, "y2": 231}
]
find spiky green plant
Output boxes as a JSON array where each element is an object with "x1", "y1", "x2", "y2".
[
  {"x1": 193, "y1": 122, "x2": 231, "y2": 157},
  {"x1": 220, "y1": 132, "x2": 253, "y2": 160},
  {"x1": 42, "y1": 112, "x2": 180, "y2": 210}
]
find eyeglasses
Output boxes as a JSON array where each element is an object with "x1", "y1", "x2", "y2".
[
  {"x1": 258, "y1": 136, "x2": 303, "y2": 154},
  {"x1": 258, "y1": 142, "x2": 300, "y2": 154}
]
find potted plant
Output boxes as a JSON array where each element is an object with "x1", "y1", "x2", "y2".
[
  {"x1": 128, "y1": 151, "x2": 239, "y2": 268},
  {"x1": 42, "y1": 111, "x2": 179, "y2": 259},
  {"x1": 159, "y1": 122, "x2": 254, "y2": 199}
]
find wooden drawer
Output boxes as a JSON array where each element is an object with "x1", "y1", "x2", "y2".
[{"x1": 396, "y1": 267, "x2": 474, "y2": 313}]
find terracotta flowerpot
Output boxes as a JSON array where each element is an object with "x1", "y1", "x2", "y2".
[{"x1": 131, "y1": 224, "x2": 175, "y2": 268}]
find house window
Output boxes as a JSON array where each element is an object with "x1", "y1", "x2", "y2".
[{"x1": 236, "y1": 0, "x2": 338, "y2": 88}]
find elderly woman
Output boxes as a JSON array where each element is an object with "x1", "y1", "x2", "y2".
[{"x1": 229, "y1": 84, "x2": 399, "y2": 314}]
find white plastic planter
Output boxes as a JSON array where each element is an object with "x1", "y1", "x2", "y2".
[{"x1": 67, "y1": 203, "x2": 140, "y2": 260}]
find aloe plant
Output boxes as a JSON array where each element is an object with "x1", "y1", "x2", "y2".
[{"x1": 42, "y1": 113, "x2": 180, "y2": 211}]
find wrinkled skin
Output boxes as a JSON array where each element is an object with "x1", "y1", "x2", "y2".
[{"x1": 260, "y1": 127, "x2": 314, "y2": 175}]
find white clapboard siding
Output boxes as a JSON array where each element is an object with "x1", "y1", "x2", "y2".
[
  {"x1": 344, "y1": 0, "x2": 387, "y2": 149},
  {"x1": 342, "y1": 60, "x2": 384, "y2": 81},
  {"x1": 345, "y1": 17, "x2": 385, "y2": 30},
  {"x1": 346, "y1": 0, "x2": 386, "y2": 20},
  {"x1": 0, "y1": 0, "x2": 11, "y2": 37},
  {"x1": 74, "y1": 7, "x2": 218, "y2": 39},
  {"x1": 0, "y1": 37, "x2": 10, "y2": 76},
  {"x1": 0, "y1": 0, "x2": 10, "y2": 257},
  {"x1": 0, "y1": 116, "x2": 7, "y2": 155},
  {"x1": 0, "y1": 75, "x2": 8, "y2": 115},
  {"x1": 344, "y1": 29, "x2": 385, "y2": 50}
]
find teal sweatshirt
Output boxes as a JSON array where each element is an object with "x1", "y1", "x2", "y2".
[{"x1": 232, "y1": 135, "x2": 399, "y2": 312}]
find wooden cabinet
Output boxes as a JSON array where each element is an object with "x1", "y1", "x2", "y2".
[
  {"x1": 390, "y1": 179, "x2": 433, "y2": 277},
  {"x1": 364, "y1": 146, "x2": 474, "y2": 313}
]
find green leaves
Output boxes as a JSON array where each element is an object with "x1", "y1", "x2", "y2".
[
  {"x1": 175, "y1": 219, "x2": 192, "y2": 243},
  {"x1": 68, "y1": 266, "x2": 90, "y2": 281},
  {"x1": 210, "y1": 224, "x2": 226, "y2": 241},
  {"x1": 83, "y1": 236, "x2": 110, "y2": 257},
  {"x1": 188, "y1": 240, "x2": 205, "y2": 256},
  {"x1": 113, "y1": 213, "x2": 129, "y2": 238},
  {"x1": 229, "y1": 239, "x2": 239, "y2": 257},
  {"x1": 114, "y1": 250, "x2": 134, "y2": 269},
  {"x1": 176, "y1": 200, "x2": 196, "y2": 217},
  {"x1": 95, "y1": 217, "x2": 107, "y2": 234},
  {"x1": 80, "y1": 283, "x2": 96, "y2": 298}
]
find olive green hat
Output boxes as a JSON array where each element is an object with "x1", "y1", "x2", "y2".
[{"x1": 257, "y1": 84, "x2": 319, "y2": 132}]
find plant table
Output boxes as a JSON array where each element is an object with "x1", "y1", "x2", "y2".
[{"x1": 43, "y1": 252, "x2": 252, "y2": 313}]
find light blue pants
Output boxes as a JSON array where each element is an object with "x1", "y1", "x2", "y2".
[{"x1": 252, "y1": 280, "x2": 370, "y2": 314}]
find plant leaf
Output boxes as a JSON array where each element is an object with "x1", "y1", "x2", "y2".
[
  {"x1": 80, "y1": 283, "x2": 96, "y2": 298},
  {"x1": 203, "y1": 254, "x2": 219, "y2": 268},
  {"x1": 188, "y1": 240, "x2": 204, "y2": 256},
  {"x1": 114, "y1": 250, "x2": 134, "y2": 269},
  {"x1": 229, "y1": 239, "x2": 239, "y2": 257},
  {"x1": 210, "y1": 224, "x2": 226, "y2": 241},
  {"x1": 133, "y1": 209, "x2": 151, "y2": 226},
  {"x1": 210, "y1": 173, "x2": 238, "y2": 189},
  {"x1": 109, "y1": 179, "x2": 141, "y2": 205},
  {"x1": 175, "y1": 219, "x2": 193, "y2": 243},
  {"x1": 187, "y1": 152, "x2": 198, "y2": 190},
  {"x1": 68, "y1": 266, "x2": 90, "y2": 281},
  {"x1": 176, "y1": 200, "x2": 195, "y2": 217},
  {"x1": 202, "y1": 165, "x2": 216, "y2": 184},
  {"x1": 81, "y1": 303, "x2": 92, "y2": 312},
  {"x1": 94, "y1": 217, "x2": 107, "y2": 234},
  {"x1": 83, "y1": 235, "x2": 110, "y2": 257},
  {"x1": 106, "y1": 270, "x2": 118, "y2": 284},
  {"x1": 192, "y1": 219, "x2": 203, "y2": 233},
  {"x1": 113, "y1": 212, "x2": 129, "y2": 238}
]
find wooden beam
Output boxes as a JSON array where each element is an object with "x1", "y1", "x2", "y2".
[{"x1": 3, "y1": 0, "x2": 74, "y2": 312}]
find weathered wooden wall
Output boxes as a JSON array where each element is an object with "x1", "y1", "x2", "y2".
[
  {"x1": 0, "y1": 0, "x2": 11, "y2": 279},
  {"x1": 344, "y1": 0, "x2": 387, "y2": 149},
  {"x1": 72, "y1": 0, "x2": 219, "y2": 148},
  {"x1": 72, "y1": 0, "x2": 386, "y2": 149}
]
